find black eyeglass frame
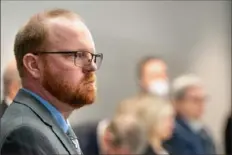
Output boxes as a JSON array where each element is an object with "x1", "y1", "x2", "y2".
[{"x1": 32, "y1": 51, "x2": 103, "y2": 69}]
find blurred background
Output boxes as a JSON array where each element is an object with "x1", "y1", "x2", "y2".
[{"x1": 1, "y1": 0, "x2": 231, "y2": 153}]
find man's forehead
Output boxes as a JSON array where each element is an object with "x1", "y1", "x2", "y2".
[
  {"x1": 145, "y1": 60, "x2": 167, "y2": 73},
  {"x1": 187, "y1": 86, "x2": 206, "y2": 96},
  {"x1": 46, "y1": 17, "x2": 95, "y2": 51}
]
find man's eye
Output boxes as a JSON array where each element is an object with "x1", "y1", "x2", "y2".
[
  {"x1": 64, "y1": 53, "x2": 75, "y2": 58},
  {"x1": 76, "y1": 52, "x2": 85, "y2": 58}
]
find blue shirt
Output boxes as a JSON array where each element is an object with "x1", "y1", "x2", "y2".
[{"x1": 22, "y1": 88, "x2": 69, "y2": 133}]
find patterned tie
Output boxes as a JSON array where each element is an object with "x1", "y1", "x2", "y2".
[{"x1": 66, "y1": 126, "x2": 83, "y2": 155}]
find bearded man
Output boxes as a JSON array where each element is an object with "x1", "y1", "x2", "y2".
[{"x1": 0, "y1": 8, "x2": 103, "y2": 155}]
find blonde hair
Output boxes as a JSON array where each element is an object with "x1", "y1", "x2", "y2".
[
  {"x1": 139, "y1": 98, "x2": 174, "y2": 136},
  {"x1": 116, "y1": 95, "x2": 174, "y2": 137},
  {"x1": 116, "y1": 94, "x2": 156, "y2": 116},
  {"x1": 107, "y1": 113, "x2": 147, "y2": 154}
]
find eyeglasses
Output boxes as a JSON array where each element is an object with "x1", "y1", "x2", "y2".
[{"x1": 32, "y1": 51, "x2": 103, "y2": 70}]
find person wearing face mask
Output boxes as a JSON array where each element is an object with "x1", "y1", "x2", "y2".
[
  {"x1": 137, "y1": 56, "x2": 169, "y2": 99},
  {"x1": 116, "y1": 56, "x2": 169, "y2": 115},
  {"x1": 165, "y1": 74, "x2": 216, "y2": 155}
]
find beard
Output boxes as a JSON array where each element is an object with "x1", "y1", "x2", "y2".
[{"x1": 41, "y1": 62, "x2": 96, "y2": 109}]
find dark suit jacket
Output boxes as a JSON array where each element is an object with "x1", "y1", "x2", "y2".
[
  {"x1": 73, "y1": 120, "x2": 100, "y2": 155},
  {"x1": 165, "y1": 116, "x2": 216, "y2": 155},
  {"x1": 0, "y1": 100, "x2": 8, "y2": 118},
  {"x1": 0, "y1": 89, "x2": 79, "y2": 155},
  {"x1": 144, "y1": 146, "x2": 157, "y2": 155},
  {"x1": 225, "y1": 115, "x2": 232, "y2": 155}
]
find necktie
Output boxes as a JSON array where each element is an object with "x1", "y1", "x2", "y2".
[{"x1": 66, "y1": 126, "x2": 83, "y2": 155}]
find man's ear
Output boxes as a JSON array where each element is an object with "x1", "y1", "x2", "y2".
[{"x1": 23, "y1": 53, "x2": 41, "y2": 79}]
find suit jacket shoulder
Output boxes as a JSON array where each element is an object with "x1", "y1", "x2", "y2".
[
  {"x1": 0, "y1": 89, "x2": 79, "y2": 155},
  {"x1": 1, "y1": 125, "x2": 57, "y2": 155}
]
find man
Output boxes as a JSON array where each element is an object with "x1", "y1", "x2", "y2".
[
  {"x1": 73, "y1": 114, "x2": 147, "y2": 155},
  {"x1": 137, "y1": 56, "x2": 169, "y2": 99},
  {"x1": 116, "y1": 56, "x2": 169, "y2": 114},
  {"x1": 0, "y1": 8, "x2": 103, "y2": 155},
  {"x1": 0, "y1": 60, "x2": 21, "y2": 118},
  {"x1": 165, "y1": 74, "x2": 216, "y2": 155}
]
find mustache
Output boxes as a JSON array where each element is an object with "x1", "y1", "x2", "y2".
[{"x1": 82, "y1": 73, "x2": 96, "y2": 84}]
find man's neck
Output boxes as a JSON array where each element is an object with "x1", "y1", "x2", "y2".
[{"x1": 23, "y1": 81, "x2": 74, "y2": 119}]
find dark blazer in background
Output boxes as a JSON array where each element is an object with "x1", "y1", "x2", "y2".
[
  {"x1": 0, "y1": 89, "x2": 79, "y2": 155},
  {"x1": 225, "y1": 114, "x2": 232, "y2": 155},
  {"x1": 0, "y1": 100, "x2": 8, "y2": 118},
  {"x1": 73, "y1": 120, "x2": 100, "y2": 155},
  {"x1": 165, "y1": 116, "x2": 216, "y2": 155}
]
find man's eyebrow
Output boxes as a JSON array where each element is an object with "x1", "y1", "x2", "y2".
[{"x1": 82, "y1": 48, "x2": 95, "y2": 53}]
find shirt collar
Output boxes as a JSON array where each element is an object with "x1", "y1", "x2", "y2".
[
  {"x1": 187, "y1": 120, "x2": 204, "y2": 133},
  {"x1": 21, "y1": 88, "x2": 69, "y2": 133}
]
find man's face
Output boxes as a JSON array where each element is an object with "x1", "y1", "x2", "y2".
[
  {"x1": 178, "y1": 86, "x2": 207, "y2": 119},
  {"x1": 141, "y1": 60, "x2": 168, "y2": 96},
  {"x1": 39, "y1": 17, "x2": 97, "y2": 108}
]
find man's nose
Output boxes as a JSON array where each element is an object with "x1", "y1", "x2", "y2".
[{"x1": 83, "y1": 62, "x2": 97, "y2": 73}]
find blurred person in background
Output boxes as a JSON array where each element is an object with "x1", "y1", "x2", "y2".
[
  {"x1": 224, "y1": 112, "x2": 231, "y2": 155},
  {"x1": 138, "y1": 56, "x2": 169, "y2": 99},
  {"x1": 73, "y1": 113, "x2": 147, "y2": 155},
  {"x1": 116, "y1": 56, "x2": 169, "y2": 115},
  {"x1": 73, "y1": 119, "x2": 109, "y2": 155},
  {"x1": 0, "y1": 59, "x2": 21, "y2": 118},
  {"x1": 165, "y1": 74, "x2": 216, "y2": 155},
  {"x1": 116, "y1": 95, "x2": 175, "y2": 155},
  {"x1": 135, "y1": 96, "x2": 175, "y2": 155},
  {"x1": 0, "y1": 8, "x2": 103, "y2": 155}
]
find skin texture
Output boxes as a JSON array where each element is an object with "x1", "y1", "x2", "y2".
[
  {"x1": 22, "y1": 16, "x2": 97, "y2": 119},
  {"x1": 140, "y1": 59, "x2": 168, "y2": 92},
  {"x1": 176, "y1": 86, "x2": 207, "y2": 120}
]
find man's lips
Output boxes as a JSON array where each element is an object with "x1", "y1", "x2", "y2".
[{"x1": 85, "y1": 80, "x2": 95, "y2": 85}]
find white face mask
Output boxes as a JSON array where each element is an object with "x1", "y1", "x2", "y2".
[
  {"x1": 147, "y1": 80, "x2": 169, "y2": 98},
  {"x1": 188, "y1": 120, "x2": 203, "y2": 133}
]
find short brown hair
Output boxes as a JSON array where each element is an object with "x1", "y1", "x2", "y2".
[
  {"x1": 14, "y1": 8, "x2": 80, "y2": 77},
  {"x1": 137, "y1": 55, "x2": 165, "y2": 79}
]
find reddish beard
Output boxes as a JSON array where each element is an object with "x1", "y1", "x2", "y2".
[{"x1": 42, "y1": 63, "x2": 96, "y2": 109}]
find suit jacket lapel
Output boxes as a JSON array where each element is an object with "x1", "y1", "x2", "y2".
[
  {"x1": 176, "y1": 116, "x2": 205, "y2": 154},
  {"x1": 13, "y1": 89, "x2": 78, "y2": 155}
]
